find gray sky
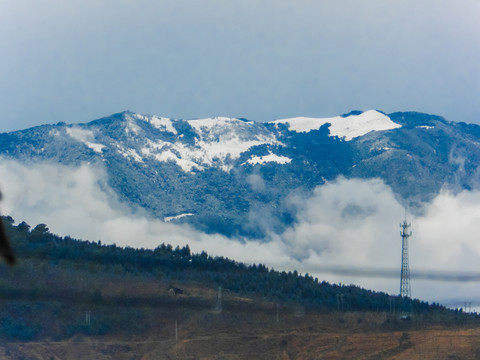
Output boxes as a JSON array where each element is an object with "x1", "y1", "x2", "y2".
[{"x1": 1, "y1": 0, "x2": 479, "y2": 132}]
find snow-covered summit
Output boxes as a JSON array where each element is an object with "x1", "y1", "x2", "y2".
[
  {"x1": 5, "y1": 110, "x2": 407, "y2": 176},
  {"x1": 1, "y1": 109, "x2": 470, "y2": 238},
  {"x1": 271, "y1": 110, "x2": 401, "y2": 141}
]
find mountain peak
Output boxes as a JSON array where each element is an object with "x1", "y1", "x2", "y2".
[{"x1": 1, "y1": 109, "x2": 480, "y2": 237}]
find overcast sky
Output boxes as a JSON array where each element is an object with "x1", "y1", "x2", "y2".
[{"x1": 1, "y1": 0, "x2": 479, "y2": 132}]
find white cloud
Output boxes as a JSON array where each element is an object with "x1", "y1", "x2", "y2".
[
  {"x1": 2, "y1": 160, "x2": 480, "y2": 309},
  {"x1": 0, "y1": 160, "x2": 290, "y2": 265},
  {"x1": 246, "y1": 174, "x2": 265, "y2": 192}
]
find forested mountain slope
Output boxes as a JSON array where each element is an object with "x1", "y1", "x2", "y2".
[{"x1": 1, "y1": 110, "x2": 479, "y2": 237}]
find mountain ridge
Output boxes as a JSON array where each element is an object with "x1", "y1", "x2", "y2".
[{"x1": 1, "y1": 110, "x2": 479, "y2": 238}]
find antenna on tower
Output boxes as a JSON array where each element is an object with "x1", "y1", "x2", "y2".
[{"x1": 399, "y1": 212, "x2": 412, "y2": 297}]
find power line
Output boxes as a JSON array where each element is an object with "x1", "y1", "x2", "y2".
[{"x1": 299, "y1": 265, "x2": 480, "y2": 282}]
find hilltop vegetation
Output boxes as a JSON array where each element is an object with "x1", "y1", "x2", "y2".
[{"x1": 0, "y1": 216, "x2": 475, "y2": 342}]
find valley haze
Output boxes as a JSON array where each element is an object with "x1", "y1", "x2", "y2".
[{"x1": 1, "y1": 109, "x2": 480, "y2": 310}]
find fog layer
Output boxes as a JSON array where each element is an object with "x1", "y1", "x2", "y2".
[{"x1": 1, "y1": 160, "x2": 479, "y2": 307}]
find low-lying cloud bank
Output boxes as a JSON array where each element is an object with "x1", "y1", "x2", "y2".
[{"x1": 1, "y1": 160, "x2": 480, "y2": 309}]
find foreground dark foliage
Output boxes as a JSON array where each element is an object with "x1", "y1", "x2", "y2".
[{"x1": 0, "y1": 216, "x2": 474, "y2": 340}]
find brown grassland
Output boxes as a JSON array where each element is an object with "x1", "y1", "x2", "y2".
[{"x1": 0, "y1": 281, "x2": 479, "y2": 360}]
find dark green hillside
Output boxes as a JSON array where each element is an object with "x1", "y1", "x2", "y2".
[{"x1": 0, "y1": 216, "x2": 474, "y2": 341}]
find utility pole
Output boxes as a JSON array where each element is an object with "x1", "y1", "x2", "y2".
[
  {"x1": 175, "y1": 319, "x2": 178, "y2": 342},
  {"x1": 336, "y1": 294, "x2": 344, "y2": 311},
  {"x1": 214, "y1": 286, "x2": 222, "y2": 313},
  {"x1": 389, "y1": 296, "x2": 396, "y2": 315},
  {"x1": 85, "y1": 311, "x2": 91, "y2": 325},
  {"x1": 276, "y1": 304, "x2": 279, "y2": 323},
  {"x1": 399, "y1": 217, "x2": 412, "y2": 298}
]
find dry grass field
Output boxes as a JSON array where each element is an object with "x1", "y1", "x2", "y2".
[{"x1": 1, "y1": 305, "x2": 479, "y2": 360}]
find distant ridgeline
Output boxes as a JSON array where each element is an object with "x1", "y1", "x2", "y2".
[
  {"x1": 2, "y1": 110, "x2": 480, "y2": 237},
  {"x1": 0, "y1": 216, "x2": 472, "y2": 341}
]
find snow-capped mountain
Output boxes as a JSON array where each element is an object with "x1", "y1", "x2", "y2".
[{"x1": 2, "y1": 110, "x2": 480, "y2": 237}]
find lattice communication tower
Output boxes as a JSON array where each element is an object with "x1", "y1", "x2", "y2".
[{"x1": 399, "y1": 219, "x2": 412, "y2": 297}]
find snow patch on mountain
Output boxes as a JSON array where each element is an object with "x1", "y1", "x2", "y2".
[
  {"x1": 184, "y1": 116, "x2": 281, "y2": 171},
  {"x1": 246, "y1": 153, "x2": 292, "y2": 165},
  {"x1": 155, "y1": 149, "x2": 202, "y2": 172},
  {"x1": 194, "y1": 136, "x2": 279, "y2": 171},
  {"x1": 116, "y1": 145, "x2": 143, "y2": 162},
  {"x1": 130, "y1": 113, "x2": 177, "y2": 134},
  {"x1": 141, "y1": 132, "x2": 279, "y2": 172},
  {"x1": 111, "y1": 115, "x2": 283, "y2": 172},
  {"x1": 272, "y1": 110, "x2": 401, "y2": 141},
  {"x1": 65, "y1": 127, "x2": 105, "y2": 153},
  {"x1": 124, "y1": 117, "x2": 142, "y2": 136},
  {"x1": 141, "y1": 139, "x2": 205, "y2": 172},
  {"x1": 164, "y1": 213, "x2": 194, "y2": 222},
  {"x1": 187, "y1": 117, "x2": 244, "y2": 133}
]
